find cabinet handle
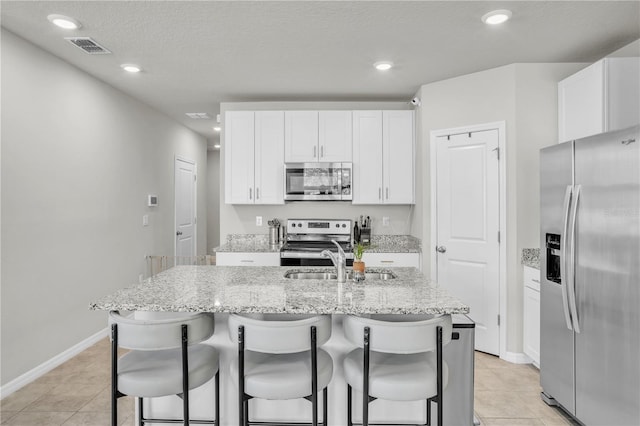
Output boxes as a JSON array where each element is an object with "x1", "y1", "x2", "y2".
[
  {"x1": 386, "y1": 187, "x2": 389, "y2": 200},
  {"x1": 256, "y1": 188, "x2": 260, "y2": 200},
  {"x1": 249, "y1": 188, "x2": 252, "y2": 200},
  {"x1": 532, "y1": 278, "x2": 540, "y2": 283},
  {"x1": 313, "y1": 146, "x2": 317, "y2": 158},
  {"x1": 240, "y1": 260, "x2": 254, "y2": 263},
  {"x1": 380, "y1": 260, "x2": 394, "y2": 264},
  {"x1": 379, "y1": 188, "x2": 382, "y2": 200},
  {"x1": 320, "y1": 146, "x2": 324, "y2": 158}
]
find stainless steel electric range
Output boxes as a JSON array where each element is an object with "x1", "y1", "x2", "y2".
[{"x1": 280, "y1": 219, "x2": 354, "y2": 267}]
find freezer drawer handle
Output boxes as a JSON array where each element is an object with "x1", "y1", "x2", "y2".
[{"x1": 451, "y1": 332, "x2": 460, "y2": 340}]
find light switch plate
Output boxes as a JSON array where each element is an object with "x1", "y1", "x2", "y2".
[
  {"x1": 143, "y1": 214, "x2": 149, "y2": 226},
  {"x1": 256, "y1": 216, "x2": 262, "y2": 226},
  {"x1": 382, "y1": 216, "x2": 390, "y2": 227}
]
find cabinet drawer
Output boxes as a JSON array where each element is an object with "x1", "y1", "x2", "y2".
[
  {"x1": 216, "y1": 252, "x2": 280, "y2": 266},
  {"x1": 362, "y1": 252, "x2": 420, "y2": 268},
  {"x1": 523, "y1": 265, "x2": 540, "y2": 292}
]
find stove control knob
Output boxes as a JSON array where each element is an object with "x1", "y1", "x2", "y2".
[
  {"x1": 292, "y1": 223, "x2": 296, "y2": 227},
  {"x1": 335, "y1": 224, "x2": 340, "y2": 228},
  {"x1": 298, "y1": 223, "x2": 302, "y2": 228},
  {"x1": 342, "y1": 224, "x2": 346, "y2": 228}
]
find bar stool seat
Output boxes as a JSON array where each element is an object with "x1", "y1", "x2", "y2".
[
  {"x1": 344, "y1": 350, "x2": 448, "y2": 401},
  {"x1": 230, "y1": 348, "x2": 333, "y2": 400},
  {"x1": 118, "y1": 343, "x2": 218, "y2": 397}
]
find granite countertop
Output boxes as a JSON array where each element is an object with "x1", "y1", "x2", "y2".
[
  {"x1": 363, "y1": 235, "x2": 421, "y2": 253},
  {"x1": 214, "y1": 234, "x2": 281, "y2": 253},
  {"x1": 90, "y1": 266, "x2": 468, "y2": 315},
  {"x1": 522, "y1": 248, "x2": 540, "y2": 269},
  {"x1": 215, "y1": 234, "x2": 421, "y2": 254}
]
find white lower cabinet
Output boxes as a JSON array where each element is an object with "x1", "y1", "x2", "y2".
[
  {"x1": 523, "y1": 265, "x2": 541, "y2": 367},
  {"x1": 362, "y1": 252, "x2": 420, "y2": 269},
  {"x1": 216, "y1": 252, "x2": 280, "y2": 266}
]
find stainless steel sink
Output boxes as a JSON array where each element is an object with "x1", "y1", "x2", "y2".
[
  {"x1": 283, "y1": 270, "x2": 396, "y2": 280},
  {"x1": 283, "y1": 272, "x2": 338, "y2": 280}
]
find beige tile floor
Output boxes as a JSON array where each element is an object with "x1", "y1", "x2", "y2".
[{"x1": 1, "y1": 339, "x2": 577, "y2": 425}]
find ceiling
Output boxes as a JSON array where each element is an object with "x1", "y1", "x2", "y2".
[{"x1": 2, "y1": 1, "x2": 639, "y2": 150}]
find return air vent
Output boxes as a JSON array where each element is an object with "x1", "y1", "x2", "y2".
[{"x1": 65, "y1": 37, "x2": 111, "y2": 54}]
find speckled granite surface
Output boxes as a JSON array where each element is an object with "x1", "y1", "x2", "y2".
[
  {"x1": 214, "y1": 234, "x2": 281, "y2": 253},
  {"x1": 364, "y1": 235, "x2": 421, "y2": 253},
  {"x1": 90, "y1": 266, "x2": 468, "y2": 315},
  {"x1": 522, "y1": 248, "x2": 540, "y2": 269}
]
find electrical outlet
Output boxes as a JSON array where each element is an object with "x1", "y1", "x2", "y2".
[
  {"x1": 138, "y1": 273, "x2": 144, "y2": 283},
  {"x1": 143, "y1": 214, "x2": 149, "y2": 226},
  {"x1": 256, "y1": 216, "x2": 263, "y2": 226},
  {"x1": 382, "y1": 216, "x2": 390, "y2": 227}
]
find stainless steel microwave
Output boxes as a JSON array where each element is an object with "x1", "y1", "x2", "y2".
[{"x1": 284, "y1": 163, "x2": 352, "y2": 201}]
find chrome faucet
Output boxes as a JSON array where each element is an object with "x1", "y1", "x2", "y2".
[{"x1": 321, "y1": 240, "x2": 347, "y2": 283}]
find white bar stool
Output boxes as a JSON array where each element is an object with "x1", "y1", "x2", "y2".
[
  {"x1": 342, "y1": 314, "x2": 453, "y2": 426},
  {"x1": 109, "y1": 311, "x2": 220, "y2": 426},
  {"x1": 228, "y1": 313, "x2": 334, "y2": 426}
]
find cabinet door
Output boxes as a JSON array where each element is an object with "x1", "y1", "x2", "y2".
[
  {"x1": 352, "y1": 111, "x2": 383, "y2": 204},
  {"x1": 225, "y1": 111, "x2": 255, "y2": 204},
  {"x1": 319, "y1": 111, "x2": 352, "y2": 162},
  {"x1": 383, "y1": 110, "x2": 415, "y2": 204},
  {"x1": 606, "y1": 57, "x2": 640, "y2": 133},
  {"x1": 255, "y1": 111, "x2": 285, "y2": 204},
  {"x1": 523, "y1": 285, "x2": 541, "y2": 367},
  {"x1": 558, "y1": 61, "x2": 605, "y2": 143},
  {"x1": 284, "y1": 111, "x2": 318, "y2": 162}
]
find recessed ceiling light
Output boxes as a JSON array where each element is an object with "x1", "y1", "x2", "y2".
[
  {"x1": 213, "y1": 144, "x2": 221, "y2": 149},
  {"x1": 47, "y1": 14, "x2": 82, "y2": 30},
  {"x1": 213, "y1": 126, "x2": 221, "y2": 132},
  {"x1": 121, "y1": 64, "x2": 141, "y2": 73},
  {"x1": 374, "y1": 61, "x2": 393, "y2": 71},
  {"x1": 481, "y1": 10, "x2": 512, "y2": 25}
]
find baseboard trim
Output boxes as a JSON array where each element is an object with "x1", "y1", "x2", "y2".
[
  {"x1": 502, "y1": 351, "x2": 533, "y2": 364},
  {"x1": 0, "y1": 327, "x2": 108, "y2": 398}
]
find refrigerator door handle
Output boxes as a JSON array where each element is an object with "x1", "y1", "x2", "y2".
[
  {"x1": 560, "y1": 185, "x2": 574, "y2": 331},
  {"x1": 568, "y1": 184, "x2": 581, "y2": 333}
]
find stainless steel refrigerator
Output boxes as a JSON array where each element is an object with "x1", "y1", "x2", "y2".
[{"x1": 540, "y1": 125, "x2": 639, "y2": 425}]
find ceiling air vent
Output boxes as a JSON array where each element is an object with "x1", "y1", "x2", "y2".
[
  {"x1": 65, "y1": 37, "x2": 111, "y2": 54},
  {"x1": 185, "y1": 113, "x2": 211, "y2": 119}
]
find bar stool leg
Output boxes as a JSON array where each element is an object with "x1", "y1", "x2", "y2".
[
  {"x1": 322, "y1": 387, "x2": 328, "y2": 426},
  {"x1": 347, "y1": 385, "x2": 353, "y2": 426},
  {"x1": 238, "y1": 326, "x2": 245, "y2": 426},
  {"x1": 436, "y1": 326, "x2": 443, "y2": 426},
  {"x1": 181, "y1": 324, "x2": 189, "y2": 426},
  {"x1": 311, "y1": 326, "x2": 318, "y2": 426},
  {"x1": 215, "y1": 371, "x2": 220, "y2": 424}
]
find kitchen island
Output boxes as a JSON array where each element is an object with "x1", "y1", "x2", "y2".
[{"x1": 90, "y1": 266, "x2": 472, "y2": 425}]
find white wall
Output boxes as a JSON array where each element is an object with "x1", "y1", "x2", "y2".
[
  {"x1": 218, "y1": 101, "x2": 417, "y2": 242},
  {"x1": 416, "y1": 63, "x2": 584, "y2": 353},
  {"x1": 0, "y1": 29, "x2": 207, "y2": 385},
  {"x1": 207, "y1": 150, "x2": 221, "y2": 252}
]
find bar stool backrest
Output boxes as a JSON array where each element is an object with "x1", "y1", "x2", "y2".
[
  {"x1": 109, "y1": 311, "x2": 215, "y2": 351},
  {"x1": 343, "y1": 314, "x2": 453, "y2": 354},
  {"x1": 228, "y1": 313, "x2": 332, "y2": 354}
]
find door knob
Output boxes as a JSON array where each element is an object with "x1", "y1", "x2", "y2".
[
  {"x1": 176, "y1": 231, "x2": 183, "y2": 236},
  {"x1": 436, "y1": 246, "x2": 447, "y2": 253}
]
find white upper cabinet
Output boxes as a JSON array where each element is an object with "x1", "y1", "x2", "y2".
[
  {"x1": 285, "y1": 111, "x2": 352, "y2": 162},
  {"x1": 225, "y1": 111, "x2": 284, "y2": 205},
  {"x1": 559, "y1": 57, "x2": 640, "y2": 143},
  {"x1": 255, "y1": 111, "x2": 285, "y2": 204},
  {"x1": 352, "y1": 110, "x2": 415, "y2": 204},
  {"x1": 318, "y1": 111, "x2": 353, "y2": 162},
  {"x1": 353, "y1": 110, "x2": 384, "y2": 203},
  {"x1": 284, "y1": 111, "x2": 319, "y2": 162},
  {"x1": 383, "y1": 110, "x2": 415, "y2": 204}
]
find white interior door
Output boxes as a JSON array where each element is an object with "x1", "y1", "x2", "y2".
[
  {"x1": 175, "y1": 157, "x2": 196, "y2": 260},
  {"x1": 435, "y1": 129, "x2": 500, "y2": 354}
]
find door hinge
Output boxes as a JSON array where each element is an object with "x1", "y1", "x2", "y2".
[
  {"x1": 493, "y1": 147, "x2": 500, "y2": 160},
  {"x1": 497, "y1": 231, "x2": 501, "y2": 243},
  {"x1": 194, "y1": 217, "x2": 197, "y2": 224},
  {"x1": 194, "y1": 175, "x2": 197, "y2": 181},
  {"x1": 497, "y1": 314, "x2": 501, "y2": 326}
]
